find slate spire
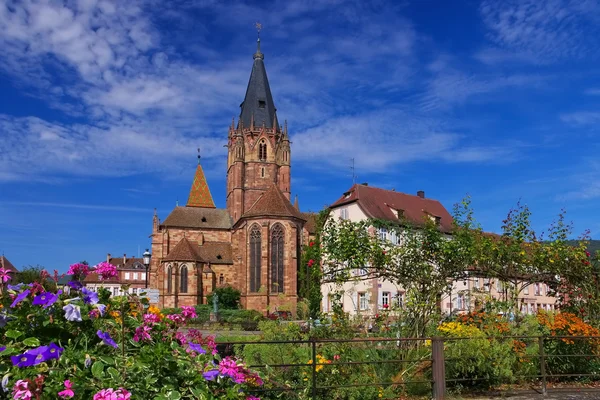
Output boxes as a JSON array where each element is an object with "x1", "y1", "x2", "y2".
[{"x1": 239, "y1": 33, "x2": 278, "y2": 130}]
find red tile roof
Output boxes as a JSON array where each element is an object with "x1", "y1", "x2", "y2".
[
  {"x1": 163, "y1": 237, "x2": 203, "y2": 262},
  {"x1": 0, "y1": 255, "x2": 18, "y2": 272},
  {"x1": 187, "y1": 163, "x2": 216, "y2": 208},
  {"x1": 329, "y1": 184, "x2": 453, "y2": 232},
  {"x1": 243, "y1": 184, "x2": 306, "y2": 220},
  {"x1": 83, "y1": 273, "x2": 120, "y2": 284},
  {"x1": 301, "y1": 212, "x2": 318, "y2": 234}
]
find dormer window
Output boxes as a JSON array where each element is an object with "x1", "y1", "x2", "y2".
[
  {"x1": 259, "y1": 140, "x2": 267, "y2": 160},
  {"x1": 201, "y1": 216, "x2": 207, "y2": 222},
  {"x1": 258, "y1": 100, "x2": 266, "y2": 109}
]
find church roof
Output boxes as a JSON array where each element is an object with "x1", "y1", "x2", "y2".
[
  {"x1": 163, "y1": 237, "x2": 203, "y2": 262},
  {"x1": 301, "y1": 212, "x2": 318, "y2": 234},
  {"x1": 198, "y1": 242, "x2": 233, "y2": 265},
  {"x1": 238, "y1": 38, "x2": 278, "y2": 130},
  {"x1": 162, "y1": 207, "x2": 232, "y2": 230},
  {"x1": 0, "y1": 255, "x2": 18, "y2": 272},
  {"x1": 187, "y1": 162, "x2": 216, "y2": 208},
  {"x1": 243, "y1": 184, "x2": 305, "y2": 220},
  {"x1": 330, "y1": 184, "x2": 454, "y2": 233}
]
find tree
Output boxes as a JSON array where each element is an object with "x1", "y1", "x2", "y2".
[
  {"x1": 16, "y1": 265, "x2": 57, "y2": 291},
  {"x1": 207, "y1": 286, "x2": 241, "y2": 309}
]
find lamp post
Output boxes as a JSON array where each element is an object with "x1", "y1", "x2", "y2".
[{"x1": 142, "y1": 249, "x2": 151, "y2": 289}]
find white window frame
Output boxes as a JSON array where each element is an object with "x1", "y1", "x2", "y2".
[
  {"x1": 381, "y1": 292, "x2": 390, "y2": 307},
  {"x1": 358, "y1": 292, "x2": 368, "y2": 311},
  {"x1": 378, "y1": 227, "x2": 387, "y2": 240},
  {"x1": 133, "y1": 272, "x2": 139, "y2": 280},
  {"x1": 340, "y1": 208, "x2": 349, "y2": 220},
  {"x1": 141, "y1": 272, "x2": 146, "y2": 280},
  {"x1": 124, "y1": 272, "x2": 130, "y2": 280}
]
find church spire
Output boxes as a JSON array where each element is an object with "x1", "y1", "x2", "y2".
[
  {"x1": 238, "y1": 24, "x2": 278, "y2": 131},
  {"x1": 186, "y1": 149, "x2": 216, "y2": 208}
]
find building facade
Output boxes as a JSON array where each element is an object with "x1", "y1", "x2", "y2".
[
  {"x1": 149, "y1": 39, "x2": 312, "y2": 313},
  {"x1": 323, "y1": 183, "x2": 557, "y2": 316},
  {"x1": 84, "y1": 254, "x2": 148, "y2": 297}
]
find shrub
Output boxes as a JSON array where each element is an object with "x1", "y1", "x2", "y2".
[
  {"x1": 207, "y1": 286, "x2": 241, "y2": 310},
  {"x1": 437, "y1": 321, "x2": 515, "y2": 388}
]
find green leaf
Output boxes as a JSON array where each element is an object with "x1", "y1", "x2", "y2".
[
  {"x1": 5, "y1": 330, "x2": 22, "y2": 339},
  {"x1": 22, "y1": 337, "x2": 40, "y2": 347},
  {"x1": 99, "y1": 356, "x2": 115, "y2": 365},
  {"x1": 107, "y1": 367, "x2": 120, "y2": 380},
  {"x1": 166, "y1": 391, "x2": 181, "y2": 400},
  {"x1": 91, "y1": 361, "x2": 105, "y2": 379}
]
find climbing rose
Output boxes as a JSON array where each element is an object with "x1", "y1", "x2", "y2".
[{"x1": 307, "y1": 259, "x2": 315, "y2": 267}]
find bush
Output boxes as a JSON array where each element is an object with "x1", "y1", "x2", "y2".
[{"x1": 207, "y1": 286, "x2": 241, "y2": 310}]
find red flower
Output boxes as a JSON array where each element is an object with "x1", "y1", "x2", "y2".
[
  {"x1": 309, "y1": 241, "x2": 315, "y2": 247},
  {"x1": 307, "y1": 259, "x2": 315, "y2": 267},
  {"x1": 383, "y1": 304, "x2": 389, "y2": 309}
]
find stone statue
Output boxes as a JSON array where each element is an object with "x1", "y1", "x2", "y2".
[{"x1": 212, "y1": 293, "x2": 219, "y2": 314}]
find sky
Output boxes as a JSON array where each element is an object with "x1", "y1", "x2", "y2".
[{"x1": 1, "y1": 0, "x2": 599, "y2": 272}]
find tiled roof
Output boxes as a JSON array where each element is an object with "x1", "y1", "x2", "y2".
[
  {"x1": 107, "y1": 257, "x2": 145, "y2": 270},
  {"x1": 187, "y1": 163, "x2": 216, "y2": 208},
  {"x1": 301, "y1": 212, "x2": 318, "y2": 234},
  {"x1": 243, "y1": 184, "x2": 306, "y2": 220},
  {"x1": 330, "y1": 184, "x2": 453, "y2": 233},
  {"x1": 163, "y1": 237, "x2": 203, "y2": 262},
  {"x1": 162, "y1": 207, "x2": 232, "y2": 229},
  {"x1": 83, "y1": 273, "x2": 120, "y2": 284},
  {"x1": 0, "y1": 255, "x2": 18, "y2": 272},
  {"x1": 198, "y1": 242, "x2": 233, "y2": 265}
]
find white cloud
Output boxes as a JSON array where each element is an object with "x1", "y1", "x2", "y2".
[
  {"x1": 560, "y1": 111, "x2": 600, "y2": 125},
  {"x1": 480, "y1": 0, "x2": 600, "y2": 63},
  {"x1": 291, "y1": 109, "x2": 519, "y2": 173}
]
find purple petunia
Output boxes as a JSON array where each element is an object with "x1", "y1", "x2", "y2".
[
  {"x1": 32, "y1": 291, "x2": 61, "y2": 309},
  {"x1": 95, "y1": 304, "x2": 107, "y2": 316},
  {"x1": 67, "y1": 280, "x2": 83, "y2": 290},
  {"x1": 7, "y1": 283, "x2": 25, "y2": 291},
  {"x1": 188, "y1": 343, "x2": 206, "y2": 355},
  {"x1": 63, "y1": 304, "x2": 82, "y2": 322},
  {"x1": 0, "y1": 346, "x2": 5, "y2": 353},
  {"x1": 97, "y1": 330, "x2": 118, "y2": 348},
  {"x1": 10, "y1": 289, "x2": 30, "y2": 308},
  {"x1": 202, "y1": 369, "x2": 219, "y2": 381},
  {"x1": 10, "y1": 343, "x2": 64, "y2": 368},
  {"x1": 81, "y1": 287, "x2": 99, "y2": 305}
]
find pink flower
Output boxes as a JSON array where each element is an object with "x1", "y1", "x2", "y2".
[
  {"x1": 247, "y1": 396, "x2": 261, "y2": 400},
  {"x1": 219, "y1": 357, "x2": 241, "y2": 378},
  {"x1": 58, "y1": 380, "x2": 74, "y2": 398},
  {"x1": 143, "y1": 313, "x2": 161, "y2": 324},
  {"x1": 89, "y1": 309, "x2": 100, "y2": 319},
  {"x1": 333, "y1": 354, "x2": 340, "y2": 361},
  {"x1": 133, "y1": 325, "x2": 152, "y2": 342},
  {"x1": 93, "y1": 262, "x2": 118, "y2": 281},
  {"x1": 181, "y1": 306, "x2": 197, "y2": 320},
  {"x1": 0, "y1": 267, "x2": 12, "y2": 283},
  {"x1": 67, "y1": 263, "x2": 90, "y2": 278},
  {"x1": 93, "y1": 388, "x2": 131, "y2": 400},
  {"x1": 166, "y1": 314, "x2": 185, "y2": 324},
  {"x1": 12, "y1": 380, "x2": 32, "y2": 400}
]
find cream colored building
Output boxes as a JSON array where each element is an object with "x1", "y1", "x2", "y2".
[{"x1": 322, "y1": 183, "x2": 558, "y2": 317}]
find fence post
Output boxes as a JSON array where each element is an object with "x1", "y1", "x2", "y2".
[
  {"x1": 311, "y1": 337, "x2": 317, "y2": 399},
  {"x1": 431, "y1": 337, "x2": 446, "y2": 400},
  {"x1": 538, "y1": 336, "x2": 547, "y2": 396}
]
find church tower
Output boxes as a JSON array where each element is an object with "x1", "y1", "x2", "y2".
[{"x1": 226, "y1": 35, "x2": 291, "y2": 222}]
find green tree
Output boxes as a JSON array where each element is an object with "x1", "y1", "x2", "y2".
[
  {"x1": 298, "y1": 210, "x2": 328, "y2": 319},
  {"x1": 207, "y1": 285, "x2": 241, "y2": 309},
  {"x1": 17, "y1": 265, "x2": 57, "y2": 291}
]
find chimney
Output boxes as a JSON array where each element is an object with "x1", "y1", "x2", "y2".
[
  {"x1": 417, "y1": 190, "x2": 425, "y2": 199},
  {"x1": 361, "y1": 182, "x2": 368, "y2": 186},
  {"x1": 123, "y1": 253, "x2": 127, "y2": 264},
  {"x1": 106, "y1": 253, "x2": 111, "y2": 263}
]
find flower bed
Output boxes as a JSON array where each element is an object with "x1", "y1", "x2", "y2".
[{"x1": 0, "y1": 263, "x2": 263, "y2": 399}]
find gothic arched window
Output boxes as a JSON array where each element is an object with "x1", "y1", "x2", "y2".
[
  {"x1": 250, "y1": 225, "x2": 261, "y2": 292},
  {"x1": 259, "y1": 140, "x2": 267, "y2": 161},
  {"x1": 180, "y1": 265, "x2": 188, "y2": 293},
  {"x1": 270, "y1": 224, "x2": 285, "y2": 293},
  {"x1": 166, "y1": 265, "x2": 172, "y2": 294}
]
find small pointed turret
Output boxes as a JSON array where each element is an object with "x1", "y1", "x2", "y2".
[
  {"x1": 187, "y1": 149, "x2": 216, "y2": 208},
  {"x1": 294, "y1": 194, "x2": 299, "y2": 211}
]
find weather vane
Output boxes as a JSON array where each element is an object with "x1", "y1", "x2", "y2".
[{"x1": 255, "y1": 22, "x2": 262, "y2": 37}]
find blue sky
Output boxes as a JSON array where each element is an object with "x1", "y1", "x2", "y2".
[{"x1": 1, "y1": 0, "x2": 599, "y2": 272}]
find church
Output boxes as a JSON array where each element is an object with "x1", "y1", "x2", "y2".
[{"x1": 149, "y1": 38, "x2": 314, "y2": 313}]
